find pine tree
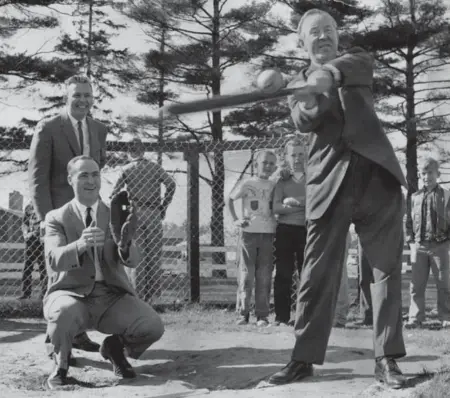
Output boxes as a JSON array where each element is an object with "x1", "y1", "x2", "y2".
[
  {"x1": 223, "y1": 0, "x2": 373, "y2": 137},
  {"x1": 50, "y1": 0, "x2": 133, "y2": 129},
  {"x1": 352, "y1": 0, "x2": 450, "y2": 195},
  {"x1": 124, "y1": 0, "x2": 289, "y2": 263}
]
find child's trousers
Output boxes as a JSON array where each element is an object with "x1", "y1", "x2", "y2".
[{"x1": 237, "y1": 232, "x2": 274, "y2": 318}]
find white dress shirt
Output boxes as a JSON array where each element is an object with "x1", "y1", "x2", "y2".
[
  {"x1": 73, "y1": 199, "x2": 104, "y2": 281},
  {"x1": 68, "y1": 112, "x2": 90, "y2": 156}
]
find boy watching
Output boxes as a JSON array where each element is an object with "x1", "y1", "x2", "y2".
[
  {"x1": 226, "y1": 150, "x2": 277, "y2": 327},
  {"x1": 405, "y1": 157, "x2": 450, "y2": 328}
]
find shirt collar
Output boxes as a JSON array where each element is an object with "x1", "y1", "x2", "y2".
[
  {"x1": 74, "y1": 199, "x2": 99, "y2": 225},
  {"x1": 67, "y1": 111, "x2": 87, "y2": 129},
  {"x1": 423, "y1": 184, "x2": 439, "y2": 194}
]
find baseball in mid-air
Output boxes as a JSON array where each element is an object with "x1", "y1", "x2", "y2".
[{"x1": 256, "y1": 69, "x2": 284, "y2": 93}]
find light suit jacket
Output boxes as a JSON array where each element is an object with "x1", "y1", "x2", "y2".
[
  {"x1": 28, "y1": 111, "x2": 108, "y2": 222},
  {"x1": 287, "y1": 47, "x2": 407, "y2": 220},
  {"x1": 43, "y1": 199, "x2": 138, "y2": 304}
]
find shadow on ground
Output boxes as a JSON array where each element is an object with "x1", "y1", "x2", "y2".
[{"x1": 0, "y1": 319, "x2": 45, "y2": 344}]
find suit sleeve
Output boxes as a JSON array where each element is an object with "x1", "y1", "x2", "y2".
[
  {"x1": 44, "y1": 212, "x2": 81, "y2": 272},
  {"x1": 324, "y1": 47, "x2": 374, "y2": 87},
  {"x1": 28, "y1": 121, "x2": 53, "y2": 221},
  {"x1": 405, "y1": 196, "x2": 415, "y2": 243},
  {"x1": 288, "y1": 76, "x2": 332, "y2": 133}
]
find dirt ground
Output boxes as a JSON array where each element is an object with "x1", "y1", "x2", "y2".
[{"x1": 1, "y1": 312, "x2": 449, "y2": 398}]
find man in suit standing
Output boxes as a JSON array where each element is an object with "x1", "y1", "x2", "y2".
[
  {"x1": 268, "y1": 9, "x2": 407, "y2": 389},
  {"x1": 28, "y1": 75, "x2": 107, "y2": 355},
  {"x1": 44, "y1": 155, "x2": 164, "y2": 389}
]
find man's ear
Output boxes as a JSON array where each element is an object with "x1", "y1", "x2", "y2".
[{"x1": 67, "y1": 174, "x2": 73, "y2": 187}]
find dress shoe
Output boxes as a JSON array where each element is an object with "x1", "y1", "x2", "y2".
[
  {"x1": 100, "y1": 335, "x2": 136, "y2": 378},
  {"x1": 46, "y1": 367, "x2": 68, "y2": 390},
  {"x1": 375, "y1": 357, "x2": 406, "y2": 389},
  {"x1": 268, "y1": 360, "x2": 313, "y2": 385},
  {"x1": 236, "y1": 314, "x2": 249, "y2": 325},
  {"x1": 404, "y1": 319, "x2": 422, "y2": 329},
  {"x1": 73, "y1": 332, "x2": 100, "y2": 352}
]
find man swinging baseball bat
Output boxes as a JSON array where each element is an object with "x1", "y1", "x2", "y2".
[{"x1": 266, "y1": 9, "x2": 407, "y2": 389}]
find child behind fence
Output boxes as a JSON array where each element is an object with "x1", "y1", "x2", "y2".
[{"x1": 226, "y1": 150, "x2": 277, "y2": 327}]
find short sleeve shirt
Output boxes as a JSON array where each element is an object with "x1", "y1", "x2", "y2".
[{"x1": 229, "y1": 176, "x2": 276, "y2": 233}]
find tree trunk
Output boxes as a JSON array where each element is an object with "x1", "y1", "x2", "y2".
[
  {"x1": 405, "y1": 16, "x2": 418, "y2": 218},
  {"x1": 211, "y1": 0, "x2": 225, "y2": 265},
  {"x1": 86, "y1": 0, "x2": 94, "y2": 78},
  {"x1": 157, "y1": 26, "x2": 166, "y2": 166}
]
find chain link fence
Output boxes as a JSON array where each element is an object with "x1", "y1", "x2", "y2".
[{"x1": 0, "y1": 134, "x2": 372, "y2": 318}]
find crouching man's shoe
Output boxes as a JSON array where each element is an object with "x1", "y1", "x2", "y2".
[
  {"x1": 46, "y1": 367, "x2": 68, "y2": 390},
  {"x1": 100, "y1": 335, "x2": 136, "y2": 379},
  {"x1": 268, "y1": 360, "x2": 313, "y2": 385},
  {"x1": 375, "y1": 357, "x2": 407, "y2": 389},
  {"x1": 72, "y1": 331, "x2": 100, "y2": 352}
]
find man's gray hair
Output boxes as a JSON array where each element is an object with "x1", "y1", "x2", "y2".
[
  {"x1": 67, "y1": 155, "x2": 98, "y2": 175},
  {"x1": 65, "y1": 74, "x2": 93, "y2": 90},
  {"x1": 297, "y1": 9, "x2": 337, "y2": 38}
]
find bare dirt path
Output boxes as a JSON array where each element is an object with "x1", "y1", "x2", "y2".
[{"x1": 0, "y1": 318, "x2": 447, "y2": 398}]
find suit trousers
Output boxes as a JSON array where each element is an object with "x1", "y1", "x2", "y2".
[
  {"x1": 44, "y1": 282, "x2": 164, "y2": 369},
  {"x1": 408, "y1": 241, "x2": 450, "y2": 322},
  {"x1": 292, "y1": 153, "x2": 406, "y2": 364}
]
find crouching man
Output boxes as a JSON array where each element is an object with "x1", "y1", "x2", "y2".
[{"x1": 43, "y1": 155, "x2": 164, "y2": 390}]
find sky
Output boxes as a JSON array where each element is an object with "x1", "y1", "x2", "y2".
[{"x1": 1, "y1": 0, "x2": 450, "y2": 222}]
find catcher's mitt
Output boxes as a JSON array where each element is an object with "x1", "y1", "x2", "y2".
[{"x1": 110, "y1": 191, "x2": 138, "y2": 250}]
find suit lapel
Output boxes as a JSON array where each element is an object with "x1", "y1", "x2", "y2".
[{"x1": 61, "y1": 111, "x2": 81, "y2": 156}]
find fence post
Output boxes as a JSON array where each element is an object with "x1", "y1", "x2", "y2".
[{"x1": 184, "y1": 147, "x2": 200, "y2": 302}]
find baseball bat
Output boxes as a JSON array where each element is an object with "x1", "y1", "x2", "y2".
[{"x1": 159, "y1": 85, "x2": 312, "y2": 118}]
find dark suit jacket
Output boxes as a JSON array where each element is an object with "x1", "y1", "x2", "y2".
[
  {"x1": 288, "y1": 47, "x2": 407, "y2": 220},
  {"x1": 43, "y1": 199, "x2": 139, "y2": 303},
  {"x1": 28, "y1": 111, "x2": 108, "y2": 222}
]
